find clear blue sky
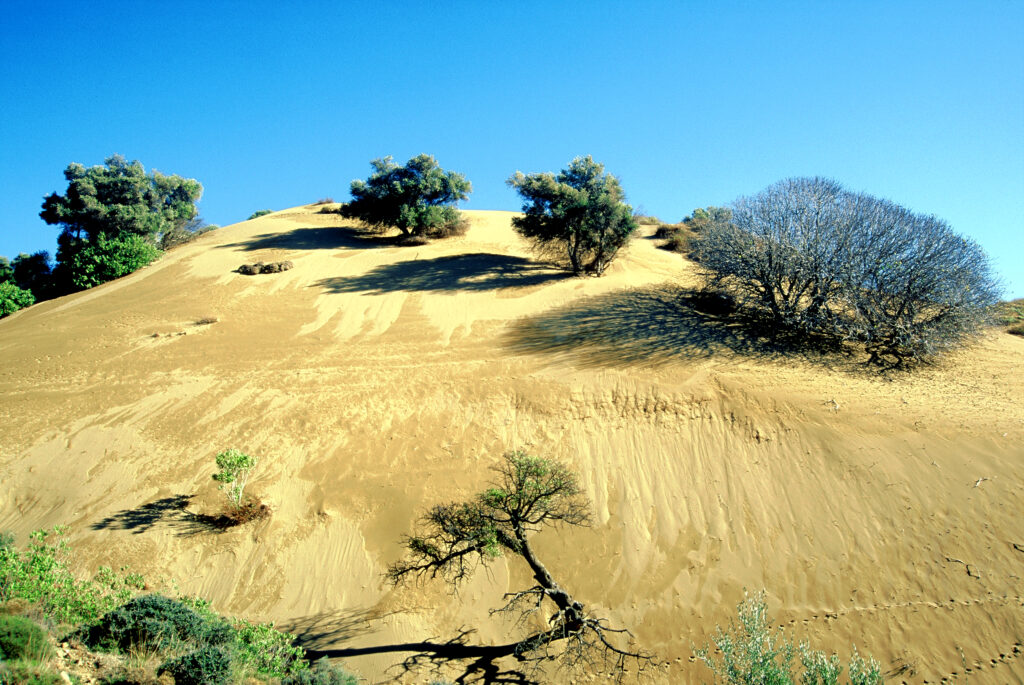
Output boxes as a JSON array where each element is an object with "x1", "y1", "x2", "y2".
[{"x1": 2, "y1": 1, "x2": 1022, "y2": 296}]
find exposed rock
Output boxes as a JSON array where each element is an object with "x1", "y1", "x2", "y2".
[{"x1": 237, "y1": 261, "x2": 293, "y2": 275}]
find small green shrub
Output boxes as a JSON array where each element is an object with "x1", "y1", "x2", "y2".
[
  {"x1": 230, "y1": 617, "x2": 306, "y2": 678},
  {"x1": 158, "y1": 645, "x2": 231, "y2": 685},
  {"x1": 212, "y1": 449, "x2": 258, "y2": 510},
  {"x1": 247, "y1": 209, "x2": 274, "y2": 220},
  {"x1": 0, "y1": 615, "x2": 53, "y2": 662},
  {"x1": 80, "y1": 594, "x2": 229, "y2": 653},
  {"x1": 696, "y1": 591, "x2": 882, "y2": 685},
  {"x1": 0, "y1": 281, "x2": 35, "y2": 317},
  {"x1": 0, "y1": 662, "x2": 63, "y2": 685},
  {"x1": 281, "y1": 657, "x2": 358, "y2": 685}
]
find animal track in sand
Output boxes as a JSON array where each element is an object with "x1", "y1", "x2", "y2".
[
  {"x1": 782, "y1": 592, "x2": 1022, "y2": 630},
  {"x1": 927, "y1": 640, "x2": 1022, "y2": 683}
]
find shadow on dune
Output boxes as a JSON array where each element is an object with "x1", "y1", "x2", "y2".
[
  {"x1": 91, "y1": 495, "x2": 234, "y2": 537},
  {"x1": 505, "y1": 285, "x2": 853, "y2": 369},
  {"x1": 219, "y1": 226, "x2": 403, "y2": 252},
  {"x1": 296, "y1": 621, "x2": 539, "y2": 684},
  {"x1": 312, "y1": 253, "x2": 569, "y2": 295}
]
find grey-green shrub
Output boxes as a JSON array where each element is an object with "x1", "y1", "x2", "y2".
[
  {"x1": 80, "y1": 594, "x2": 230, "y2": 653},
  {"x1": 696, "y1": 591, "x2": 881, "y2": 685},
  {"x1": 158, "y1": 645, "x2": 231, "y2": 685}
]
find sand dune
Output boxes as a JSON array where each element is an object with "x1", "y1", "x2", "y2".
[{"x1": 1, "y1": 205, "x2": 1022, "y2": 683}]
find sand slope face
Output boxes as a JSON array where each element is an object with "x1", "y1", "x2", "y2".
[{"x1": 1, "y1": 206, "x2": 1022, "y2": 683}]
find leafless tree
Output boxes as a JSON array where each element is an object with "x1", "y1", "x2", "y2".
[
  {"x1": 388, "y1": 452, "x2": 654, "y2": 681},
  {"x1": 693, "y1": 177, "x2": 1001, "y2": 366}
]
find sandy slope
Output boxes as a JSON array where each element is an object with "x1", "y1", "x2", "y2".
[{"x1": 0, "y1": 206, "x2": 1021, "y2": 683}]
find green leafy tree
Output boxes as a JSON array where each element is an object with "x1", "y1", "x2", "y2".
[
  {"x1": 389, "y1": 451, "x2": 652, "y2": 679},
  {"x1": 507, "y1": 156, "x2": 638, "y2": 275},
  {"x1": 11, "y1": 252, "x2": 54, "y2": 299},
  {"x1": 212, "y1": 449, "x2": 258, "y2": 509},
  {"x1": 40, "y1": 155, "x2": 202, "y2": 291},
  {"x1": 0, "y1": 281, "x2": 35, "y2": 318},
  {"x1": 340, "y1": 154, "x2": 471, "y2": 238},
  {"x1": 0, "y1": 256, "x2": 12, "y2": 284}
]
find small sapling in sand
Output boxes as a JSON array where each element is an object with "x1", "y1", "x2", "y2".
[{"x1": 212, "y1": 449, "x2": 258, "y2": 512}]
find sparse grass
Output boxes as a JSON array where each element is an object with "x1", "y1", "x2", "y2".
[
  {"x1": 994, "y1": 298, "x2": 1024, "y2": 336},
  {"x1": 634, "y1": 214, "x2": 662, "y2": 225},
  {"x1": 311, "y1": 198, "x2": 335, "y2": 206},
  {"x1": 655, "y1": 223, "x2": 697, "y2": 254}
]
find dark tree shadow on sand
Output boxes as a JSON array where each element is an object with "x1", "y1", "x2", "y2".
[
  {"x1": 505, "y1": 284, "x2": 858, "y2": 370},
  {"x1": 218, "y1": 226, "x2": 404, "y2": 252},
  {"x1": 298, "y1": 626, "x2": 540, "y2": 683},
  {"x1": 91, "y1": 495, "x2": 235, "y2": 537},
  {"x1": 312, "y1": 253, "x2": 569, "y2": 295}
]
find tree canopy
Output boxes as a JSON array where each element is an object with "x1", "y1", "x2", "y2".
[
  {"x1": 340, "y1": 155, "x2": 471, "y2": 238},
  {"x1": 39, "y1": 155, "x2": 202, "y2": 291},
  {"x1": 507, "y1": 156, "x2": 637, "y2": 275}
]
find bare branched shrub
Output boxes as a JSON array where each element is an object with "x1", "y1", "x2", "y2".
[{"x1": 693, "y1": 178, "x2": 1001, "y2": 366}]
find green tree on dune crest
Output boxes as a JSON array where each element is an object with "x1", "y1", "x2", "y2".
[
  {"x1": 507, "y1": 156, "x2": 638, "y2": 276},
  {"x1": 40, "y1": 155, "x2": 203, "y2": 292},
  {"x1": 341, "y1": 154, "x2": 472, "y2": 239},
  {"x1": 388, "y1": 451, "x2": 653, "y2": 681}
]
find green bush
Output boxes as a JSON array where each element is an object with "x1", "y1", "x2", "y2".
[
  {"x1": 281, "y1": 657, "x2": 358, "y2": 685},
  {"x1": 508, "y1": 156, "x2": 637, "y2": 276},
  {"x1": 230, "y1": 616, "x2": 306, "y2": 678},
  {"x1": 158, "y1": 645, "x2": 231, "y2": 685},
  {"x1": 0, "y1": 527, "x2": 145, "y2": 627},
  {"x1": 0, "y1": 282, "x2": 34, "y2": 317},
  {"x1": 80, "y1": 594, "x2": 229, "y2": 653},
  {"x1": 247, "y1": 209, "x2": 274, "y2": 220},
  {"x1": 58, "y1": 233, "x2": 161, "y2": 290},
  {"x1": 696, "y1": 591, "x2": 881, "y2": 685},
  {"x1": 0, "y1": 615, "x2": 53, "y2": 662},
  {"x1": 341, "y1": 154, "x2": 472, "y2": 239}
]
